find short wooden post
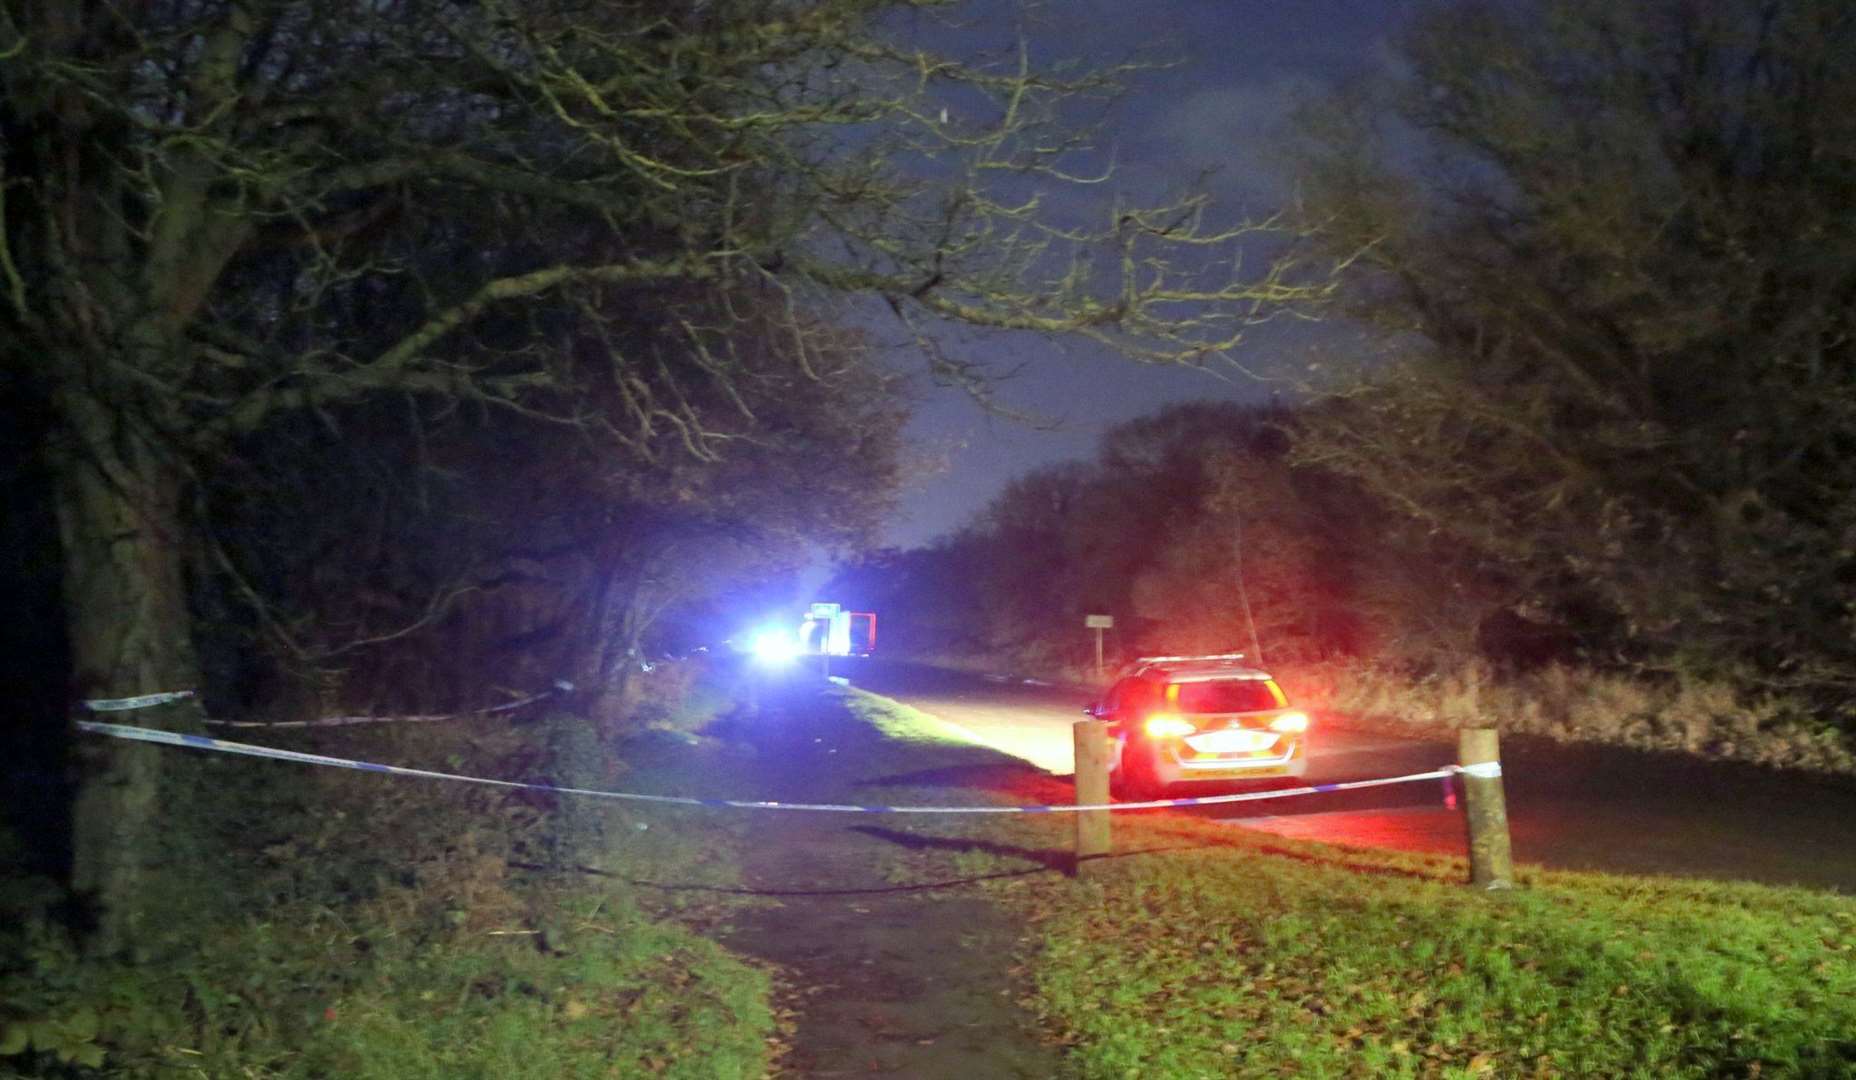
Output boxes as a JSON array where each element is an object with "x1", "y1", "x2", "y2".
[
  {"x1": 1457, "y1": 728, "x2": 1514, "y2": 890},
  {"x1": 1073, "y1": 719, "x2": 1112, "y2": 868}
]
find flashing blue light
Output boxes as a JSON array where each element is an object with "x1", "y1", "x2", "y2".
[{"x1": 750, "y1": 629, "x2": 798, "y2": 665}]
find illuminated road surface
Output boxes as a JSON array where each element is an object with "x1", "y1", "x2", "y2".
[{"x1": 842, "y1": 659, "x2": 1856, "y2": 894}]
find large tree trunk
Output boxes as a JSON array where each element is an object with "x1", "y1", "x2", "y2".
[{"x1": 51, "y1": 388, "x2": 205, "y2": 956}]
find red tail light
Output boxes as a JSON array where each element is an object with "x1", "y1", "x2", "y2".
[{"x1": 1144, "y1": 713, "x2": 1197, "y2": 738}]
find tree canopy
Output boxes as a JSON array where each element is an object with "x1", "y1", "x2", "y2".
[
  {"x1": 836, "y1": 400, "x2": 1375, "y2": 671},
  {"x1": 1288, "y1": 0, "x2": 1856, "y2": 701}
]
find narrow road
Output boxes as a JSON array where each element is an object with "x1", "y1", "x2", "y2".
[{"x1": 842, "y1": 658, "x2": 1856, "y2": 894}]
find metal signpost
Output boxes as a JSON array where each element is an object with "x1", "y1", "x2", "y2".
[{"x1": 1084, "y1": 614, "x2": 1113, "y2": 677}]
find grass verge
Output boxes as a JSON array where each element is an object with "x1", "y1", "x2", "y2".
[
  {"x1": 1024, "y1": 823, "x2": 1856, "y2": 1079},
  {"x1": 2, "y1": 679, "x2": 773, "y2": 1078},
  {"x1": 838, "y1": 687, "x2": 1856, "y2": 1079}
]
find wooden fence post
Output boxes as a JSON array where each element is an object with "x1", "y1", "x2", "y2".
[
  {"x1": 1457, "y1": 728, "x2": 1514, "y2": 890},
  {"x1": 1073, "y1": 719, "x2": 1111, "y2": 870}
]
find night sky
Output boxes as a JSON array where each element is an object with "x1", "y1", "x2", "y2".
[{"x1": 880, "y1": 0, "x2": 1409, "y2": 548}]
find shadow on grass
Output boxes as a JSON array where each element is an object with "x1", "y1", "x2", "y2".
[
  {"x1": 847, "y1": 824, "x2": 1072, "y2": 873},
  {"x1": 527, "y1": 829, "x2": 1236, "y2": 895},
  {"x1": 612, "y1": 863, "x2": 1065, "y2": 897},
  {"x1": 845, "y1": 825, "x2": 1247, "y2": 879},
  {"x1": 1247, "y1": 841, "x2": 1464, "y2": 884},
  {"x1": 850, "y1": 764, "x2": 1069, "y2": 809}
]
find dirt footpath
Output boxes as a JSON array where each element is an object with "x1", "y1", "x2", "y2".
[{"x1": 715, "y1": 683, "x2": 1069, "y2": 1079}]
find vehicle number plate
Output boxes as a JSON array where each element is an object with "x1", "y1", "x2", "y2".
[
  {"x1": 1186, "y1": 729, "x2": 1276, "y2": 754},
  {"x1": 1192, "y1": 764, "x2": 1291, "y2": 779}
]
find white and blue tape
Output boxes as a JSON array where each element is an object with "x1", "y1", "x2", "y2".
[
  {"x1": 76, "y1": 720, "x2": 1469, "y2": 815},
  {"x1": 83, "y1": 684, "x2": 573, "y2": 728},
  {"x1": 82, "y1": 690, "x2": 196, "y2": 712}
]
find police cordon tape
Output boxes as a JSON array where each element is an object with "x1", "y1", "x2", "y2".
[
  {"x1": 82, "y1": 683, "x2": 574, "y2": 728},
  {"x1": 82, "y1": 690, "x2": 198, "y2": 712},
  {"x1": 75, "y1": 719, "x2": 1496, "y2": 814}
]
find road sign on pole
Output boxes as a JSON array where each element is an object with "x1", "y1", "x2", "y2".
[{"x1": 1084, "y1": 615, "x2": 1113, "y2": 677}]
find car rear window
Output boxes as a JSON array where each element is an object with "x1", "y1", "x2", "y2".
[{"x1": 1172, "y1": 679, "x2": 1283, "y2": 714}]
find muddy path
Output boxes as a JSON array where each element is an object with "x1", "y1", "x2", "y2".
[{"x1": 712, "y1": 681, "x2": 1070, "y2": 1079}]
